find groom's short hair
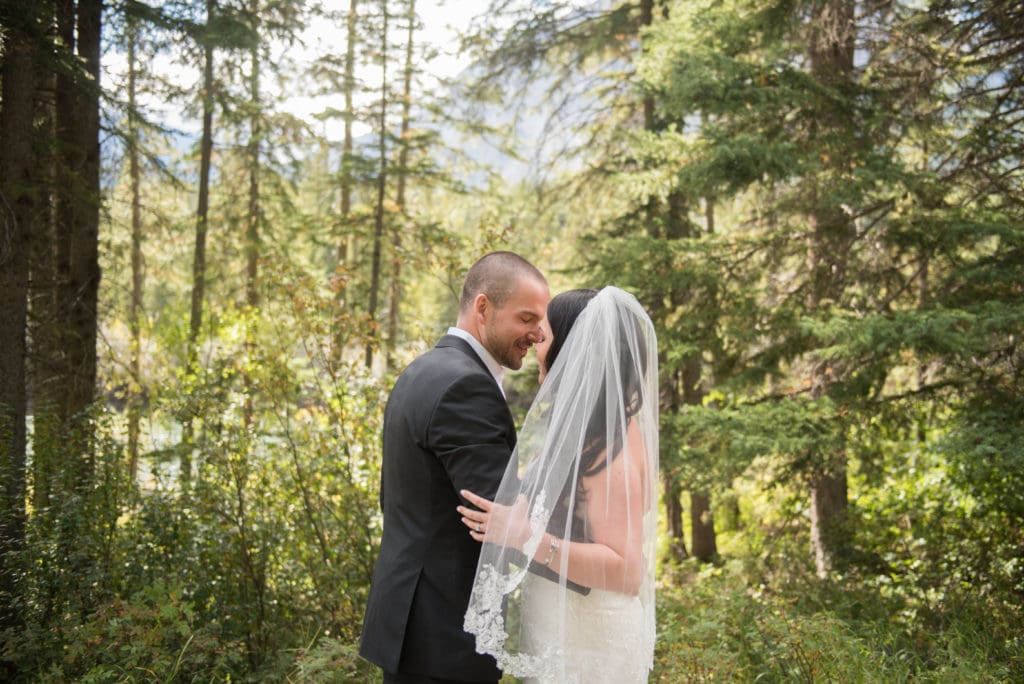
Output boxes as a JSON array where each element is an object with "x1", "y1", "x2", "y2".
[{"x1": 460, "y1": 251, "x2": 546, "y2": 312}]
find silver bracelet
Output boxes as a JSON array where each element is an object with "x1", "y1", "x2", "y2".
[{"x1": 543, "y1": 535, "x2": 560, "y2": 567}]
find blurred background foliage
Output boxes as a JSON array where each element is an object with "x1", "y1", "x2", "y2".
[{"x1": 1, "y1": 0, "x2": 1021, "y2": 681}]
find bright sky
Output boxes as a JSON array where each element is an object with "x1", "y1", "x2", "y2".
[
  {"x1": 292, "y1": 0, "x2": 486, "y2": 141},
  {"x1": 106, "y1": 0, "x2": 488, "y2": 142}
]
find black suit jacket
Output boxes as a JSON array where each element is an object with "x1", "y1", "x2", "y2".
[{"x1": 359, "y1": 335, "x2": 513, "y2": 680}]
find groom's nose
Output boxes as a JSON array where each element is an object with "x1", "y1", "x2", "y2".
[{"x1": 525, "y1": 327, "x2": 544, "y2": 344}]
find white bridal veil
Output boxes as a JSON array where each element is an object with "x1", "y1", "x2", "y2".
[{"x1": 464, "y1": 286, "x2": 659, "y2": 683}]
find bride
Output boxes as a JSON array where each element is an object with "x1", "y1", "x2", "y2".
[{"x1": 457, "y1": 286, "x2": 658, "y2": 683}]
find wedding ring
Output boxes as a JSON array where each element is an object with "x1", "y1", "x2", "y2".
[{"x1": 476, "y1": 524, "x2": 482, "y2": 533}]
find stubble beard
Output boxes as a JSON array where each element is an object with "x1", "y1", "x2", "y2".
[{"x1": 485, "y1": 318, "x2": 524, "y2": 370}]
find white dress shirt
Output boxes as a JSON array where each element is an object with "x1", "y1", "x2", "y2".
[{"x1": 446, "y1": 326, "x2": 506, "y2": 398}]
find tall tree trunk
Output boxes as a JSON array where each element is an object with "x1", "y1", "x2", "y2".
[
  {"x1": 244, "y1": 5, "x2": 261, "y2": 428},
  {"x1": 806, "y1": 0, "x2": 855, "y2": 577},
  {"x1": 365, "y1": 0, "x2": 389, "y2": 369},
  {"x1": 640, "y1": 0, "x2": 655, "y2": 130},
  {"x1": 53, "y1": 0, "x2": 77, "y2": 473},
  {"x1": 682, "y1": 328, "x2": 716, "y2": 562},
  {"x1": 663, "y1": 469, "x2": 688, "y2": 560},
  {"x1": 238, "y1": 8, "x2": 265, "y2": 660},
  {"x1": 662, "y1": 363, "x2": 688, "y2": 560},
  {"x1": 689, "y1": 187, "x2": 720, "y2": 563},
  {"x1": 665, "y1": 182, "x2": 719, "y2": 564},
  {"x1": 184, "y1": 0, "x2": 217, "y2": 489},
  {"x1": 704, "y1": 194, "x2": 715, "y2": 235},
  {"x1": 915, "y1": 140, "x2": 931, "y2": 445},
  {"x1": 915, "y1": 247, "x2": 930, "y2": 444},
  {"x1": 0, "y1": 17, "x2": 36, "y2": 630},
  {"x1": 333, "y1": 0, "x2": 359, "y2": 361},
  {"x1": 71, "y1": 0, "x2": 102, "y2": 424},
  {"x1": 387, "y1": 0, "x2": 415, "y2": 370},
  {"x1": 54, "y1": 0, "x2": 102, "y2": 488},
  {"x1": 684, "y1": 356, "x2": 716, "y2": 562},
  {"x1": 639, "y1": 0, "x2": 691, "y2": 562},
  {"x1": 690, "y1": 492, "x2": 716, "y2": 562},
  {"x1": 806, "y1": 205, "x2": 853, "y2": 576},
  {"x1": 127, "y1": 16, "x2": 144, "y2": 482},
  {"x1": 28, "y1": 1, "x2": 60, "y2": 512},
  {"x1": 809, "y1": 466, "x2": 848, "y2": 575}
]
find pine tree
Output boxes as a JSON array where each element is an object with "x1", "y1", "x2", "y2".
[
  {"x1": 365, "y1": 0, "x2": 390, "y2": 369},
  {"x1": 386, "y1": 0, "x2": 417, "y2": 371},
  {"x1": 336, "y1": 0, "x2": 361, "y2": 359},
  {"x1": 637, "y1": 0, "x2": 1024, "y2": 575},
  {"x1": 0, "y1": 0, "x2": 39, "y2": 630},
  {"x1": 124, "y1": 6, "x2": 146, "y2": 480},
  {"x1": 182, "y1": 0, "x2": 218, "y2": 489}
]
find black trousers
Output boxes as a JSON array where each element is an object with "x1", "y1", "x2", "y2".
[{"x1": 383, "y1": 672, "x2": 498, "y2": 684}]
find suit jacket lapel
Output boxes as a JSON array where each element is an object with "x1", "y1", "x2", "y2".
[{"x1": 436, "y1": 334, "x2": 494, "y2": 377}]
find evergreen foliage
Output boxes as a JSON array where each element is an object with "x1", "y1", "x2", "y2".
[{"x1": 0, "y1": 0, "x2": 1021, "y2": 680}]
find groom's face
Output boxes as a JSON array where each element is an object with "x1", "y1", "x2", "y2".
[{"x1": 479, "y1": 276, "x2": 549, "y2": 370}]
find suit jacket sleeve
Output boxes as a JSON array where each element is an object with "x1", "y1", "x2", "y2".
[{"x1": 426, "y1": 373, "x2": 513, "y2": 503}]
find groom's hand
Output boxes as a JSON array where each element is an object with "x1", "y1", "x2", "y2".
[{"x1": 458, "y1": 490, "x2": 532, "y2": 551}]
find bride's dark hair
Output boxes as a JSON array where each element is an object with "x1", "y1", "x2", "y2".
[
  {"x1": 543, "y1": 288, "x2": 599, "y2": 373},
  {"x1": 544, "y1": 288, "x2": 649, "y2": 542}
]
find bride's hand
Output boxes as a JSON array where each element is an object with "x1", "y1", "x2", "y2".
[{"x1": 458, "y1": 490, "x2": 531, "y2": 550}]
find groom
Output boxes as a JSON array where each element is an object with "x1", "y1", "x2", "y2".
[{"x1": 360, "y1": 252, "x2": 549, "y2": 683}]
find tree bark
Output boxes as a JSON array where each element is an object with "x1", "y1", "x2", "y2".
[
  {"x1": 690, "y1": 183, "x2": 721, "y2": 564},
  {"x1": 184, "y1": 0, "x2": 217, "y2": 488},
  {"x1": 333, "y1": 0, "x2": 359, "y2": 361},
  {"x1": 683, "y1": 345, "x2": 716, "y2": 562},
  {"x1": 54, "y1": 0, "x2": 102, "y2": 488},
  {"x1": 640, "y1": 0, "x2": 656, "y2": 129},
  {"x1": 663, "y1": 472, "x2": 688, "y2": 560},
  {"x1": 244, "y1": 4, "x2": 261, "y2": 428},
  {"x1": 690, "y1": 491, "x2": 717, "y2": 562},
  {"x1": 915, "y1": 247, "x2": 930, "y2": 444},
  {"x1": 53, "y1": 0, "x2": 77, "y2": 484},
  {"x1": 0, "y1": 18, "x2": 36, "y2": 630},
  {"x1": 127, "y1": 15, "x2": 144, "y2": 482},
  {"x1": 365, "y1": 0, "x2": 389, "y2": 369},
  {"x1": 810, "y1": 468, "x2": 848, "y2": 575},
  {"x1": 805, "y1": 0, "x2": 855, "y2": 577},
  {"x1": 70, "y1": 0, "x2": 102, "y2": 422},
  {"x1": 387, "y1": 0, "x2": 415, "y2": 370},
  {"x1": 28, "y1": 0, "x2": 60, "y2": 512}
]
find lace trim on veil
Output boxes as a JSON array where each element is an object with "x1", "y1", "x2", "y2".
[{"x1": 463, "y1": 494, "x2": 555, "y2": 677}]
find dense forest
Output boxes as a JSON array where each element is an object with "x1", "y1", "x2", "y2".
[{"x1": 1, "y1": 0, "x2": 1021, "y2": 681}]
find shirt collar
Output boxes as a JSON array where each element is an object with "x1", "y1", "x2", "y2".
[{"x1": 446, "y1": 326, "x2": 506, "y2": 397}]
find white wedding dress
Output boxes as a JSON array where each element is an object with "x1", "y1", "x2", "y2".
[
  {"x1": 519, "y1": 524, "x2": 655, "y2": 683},
  {"x1": 464, "y1": 287, "x2": 659, "y2": 684},
  {"x1": 521, "y1": 577, "x2": 646, "y2": 683}
]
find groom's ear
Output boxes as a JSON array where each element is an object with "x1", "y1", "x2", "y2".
[{"x1": 473, "y1": 293, "x2": 491, "y2": 319}]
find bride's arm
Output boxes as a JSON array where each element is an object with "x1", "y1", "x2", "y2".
[
  {"x1": 544, "y1": 447, "x2": 646, "y2": 595},
  {"x1": 458, "y1": 426, "x2": 649, "y2": 596}
]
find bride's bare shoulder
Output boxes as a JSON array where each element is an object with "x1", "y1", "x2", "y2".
[{"x1": 582, "y1": 423, "x2": 647, "y2": 494}]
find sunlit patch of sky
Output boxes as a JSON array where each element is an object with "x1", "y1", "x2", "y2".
[
  {"x1": 291, "y1": 0, "x2": 487, "y2": 142},
  {"x1": 103, "y1": 0, "x2": 489, "y2": 143}
]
